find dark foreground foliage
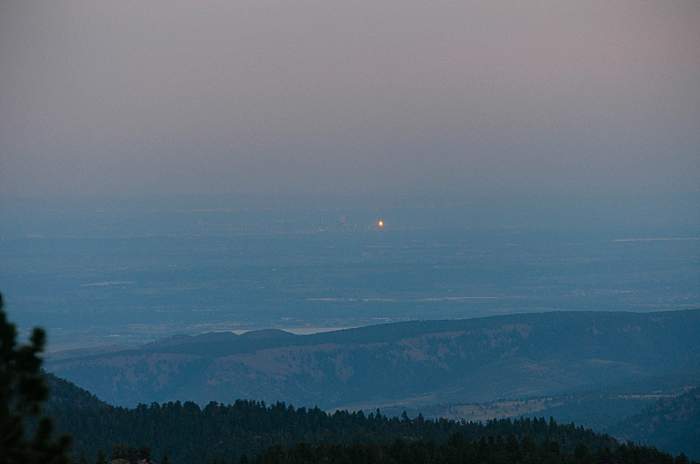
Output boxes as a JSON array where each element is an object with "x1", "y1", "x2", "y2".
[
  {"x1": 0, "y1": 292, "x2": 71, "y2": 464},
  {"x1": 252, "y1": 437, "x2": 693, "y2": 464},
  {"x1": 93, "y1": 435, "x2": 693, "y2": 464},
  {"x1": 53, "y1": 397, "x2": 612, "y2": 461},
  {"x1": 46, "y1": 387, "x2": 694, "y2": 464}
]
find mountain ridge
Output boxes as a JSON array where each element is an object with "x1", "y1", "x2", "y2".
[
  {"x1": 46, "y1": 309, "x2": 700, "y2": 410},
  {"x1": 611, "y1": 387, "x2": 700, "y2": 459}
]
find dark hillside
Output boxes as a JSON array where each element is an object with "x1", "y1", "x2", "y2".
[
  {"x1": 612, "y1": 388, "x2": 700, "y2": 460},
  {"x1": 44, "y1": 374, "x2": 695, "y2": 464},
  {"x1": 46, "y1": 310, "x2": 700, "y2": 408}
]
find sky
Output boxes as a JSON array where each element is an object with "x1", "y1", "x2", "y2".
[{"x1": 1, "y1": 0, "x2": 699, "y2": 201}]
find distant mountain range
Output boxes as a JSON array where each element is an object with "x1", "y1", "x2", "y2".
[{"x1": 47, "y1": 310, "x2": 700, "y2": 413}]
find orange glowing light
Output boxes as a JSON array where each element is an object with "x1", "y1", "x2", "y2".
[{"x1": 377, "y1": 219, "x2": 385, "y2": 229}]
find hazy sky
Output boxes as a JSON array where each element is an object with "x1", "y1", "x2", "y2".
[{"x1": 1, "y1": 0, "x2": 699, "y2": 200}]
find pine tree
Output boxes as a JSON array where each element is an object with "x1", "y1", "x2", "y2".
[{"x1": 0, "y1": 292, "x2": 72, "y2": 464}]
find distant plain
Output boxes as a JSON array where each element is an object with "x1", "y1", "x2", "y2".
[{"x1": 1, "y1": 195, "x2": 698, "y2": 352}]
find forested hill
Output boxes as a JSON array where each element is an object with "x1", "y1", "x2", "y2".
[
  {"x1": 45, "y1": 372, "x2": 109, "y2": 411},
  {"x1": 46, "y1": 374, "x2": 690, "y2": 464},
  {"x1": 612, "y1": 387, "x2": 700, "y2": 459},
  {"x1": 47, "y1": 309, "x2": 700, "y2": 409}
]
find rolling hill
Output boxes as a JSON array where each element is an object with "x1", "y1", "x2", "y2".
[
  {"x1": 611, "y1": 387, "x2": 700, "y2": 459},
  {"x1": 46, "y1": 310, "x2": 700, "y2": 411}
]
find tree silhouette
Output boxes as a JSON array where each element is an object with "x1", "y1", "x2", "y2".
[{"x1": 0, "y1": 292, "x2": 71, "y2": 463}]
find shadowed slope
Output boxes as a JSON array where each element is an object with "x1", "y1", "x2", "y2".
[{"x1": 46, "y1": 310, "x2": 700, "y2": 409}]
